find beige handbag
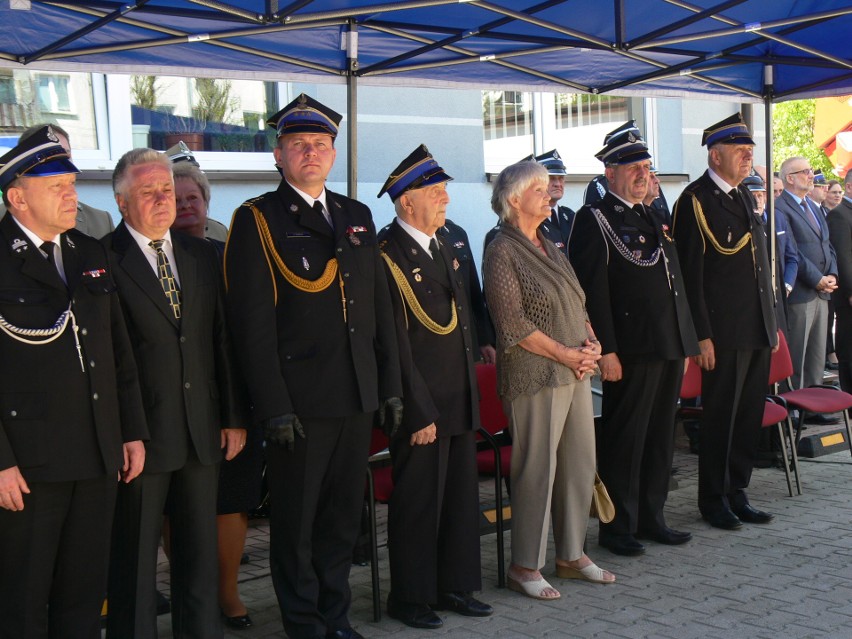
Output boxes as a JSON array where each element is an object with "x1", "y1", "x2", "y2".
[{"x1": 590, "y1": 471, "x2": 615, "y2": 523}]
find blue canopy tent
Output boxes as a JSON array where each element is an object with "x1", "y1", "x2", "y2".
[{"x1": 1, "y1": 0, "x2": 850, "y2": 192}]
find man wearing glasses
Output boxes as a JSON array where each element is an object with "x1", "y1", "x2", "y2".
[{"x1": 777, "y1": 158, "x2": 838, "y2": 405}]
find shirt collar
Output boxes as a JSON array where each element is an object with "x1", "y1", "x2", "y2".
[
  {"x1": 395, "y1": 215, "x2": 435, "y2": 255},
  {"x1": 125, "y1": 222, "x2": 174, "y2": 253},
  {"x1": 708, "y1": 168, "x2": 738, "y2": 194},
  {"x1": 287, "y1": 180, "x2": 328, "y2": 213},
  {"x1": 10, "y1": 216, "x2": 60, "y2": 251}
]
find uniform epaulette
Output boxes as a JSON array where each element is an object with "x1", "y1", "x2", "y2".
[
  {"x1": 379, "y1": 239, "x2": 388, "y2": 250},
  {"x1": 241, "y1": 195, "x2": 266, "y2": 208}
]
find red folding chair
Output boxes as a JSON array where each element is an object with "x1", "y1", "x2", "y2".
[
  {"x1": 366, "y1": 428, "x2": 393, "y2": 621},
  {"x1": 475, "y1": 363, "x2": 510, "y2": 588},
  {"x1": 769, "y1": 331, "x2": 852, "y2": 490}
]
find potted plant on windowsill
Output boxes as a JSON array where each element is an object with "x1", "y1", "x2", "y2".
[{"x1": 164, "y1": 113, "x2": 205, "y2": 151}]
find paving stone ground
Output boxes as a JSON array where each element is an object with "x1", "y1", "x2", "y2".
[{"x1": 151, "y1": 427, "x2": 852, "y2": 639}]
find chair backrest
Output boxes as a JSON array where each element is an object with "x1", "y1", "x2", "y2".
[
  {"x1": 476, "y1": 362, "x2": 509, "y2": 435},
  {"x1": 769, "y1": 330, "x2": 795, "y2": 386},
  {"x1": 369, "y1": 426, "x2": 390, "y2": 457},
  {"x1": 680, "y1": 360, "x2": 702, "y2": 400}
]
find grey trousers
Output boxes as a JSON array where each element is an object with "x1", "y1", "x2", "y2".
[
  {"x1": 505, "y1": 380, "x2": 596, "y2": 569},
  {"x1": 788, "y1": 297, "x2": 829, "y2": 389}
]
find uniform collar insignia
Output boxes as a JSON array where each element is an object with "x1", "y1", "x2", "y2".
[
  {"x1": 65, "y1": 235, "x2": 75, "y2": 249},
  {"x1": 11, "y1": 238, "x2": 28, "y2": 252}
]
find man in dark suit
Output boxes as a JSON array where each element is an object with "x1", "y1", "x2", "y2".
[
  {"x1": 672, "y1": 113, "x2": 778, "y2": 530},
  {"x1": 377, "y1": 145, "x2": 492, "y2": 629},
  {"x1": 0, "y1": 126, "x2": 147, "y2": 638},
  {"x1": 776, "y1": 157, "x2": 838, "y2": 399},
  {"x1": 827, "y1": 172, "x2": 852, "y2": 393},
  {"x1": 104, "y1": 148, "x2": 245, "y2": 639},
  {"x1": 224, "y1": 94, "x2": 402, "y2": 639},
  {"x1": 569, "y1": 124, "x2": 698, "y2": 557}
]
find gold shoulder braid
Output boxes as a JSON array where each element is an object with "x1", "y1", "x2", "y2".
[
  {"x1": 249, "y1": 202, "x2": 347, "y2": 321},
  {"x1": 690, "y1": 193, "x2": 757, "y2": 275},
  {"x1": 380, "y1": 251, "x2": 458, "y2": 335}
]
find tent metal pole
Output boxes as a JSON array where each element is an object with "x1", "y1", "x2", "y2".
[
  {"x1": 347, "y1": 19, "x2": 358, "y2": 200},
  {"x1": 764, "y1": 65, "x2": 776, "y2": 305}
]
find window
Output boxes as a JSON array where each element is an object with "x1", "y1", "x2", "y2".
[
  {"x1": 36, "y1": 74, "x2": 73, "y2": 113},
  {"x1": 555, "y1": 94, "x2": 627, "y2": 129},
  {"x1": 129, "y1": 75, "x2": 279, "y2": 154},
  {"x1": 483, "y1": 91, "x2": 533, "y2": 141}
]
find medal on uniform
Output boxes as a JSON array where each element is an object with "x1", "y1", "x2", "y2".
[
  {"x1": 633, "y1": 250, "x2": 643, "y2": 259},
  {"x1": 413, "y1": 267, "x2": 422, "y2": 282},
  {"x1": 290, "y1": 204, "x2": 299, "y2": 212},
  {"x1": 454, "y1": 241, "x2": 464, "y2": 249},
  {"x1": 661, "y1": 224, "x2": 673, "y2": 242},
  {"x1": 639, "y1": 235, "x2": 646, "y2": 244},
  {"x1": 452, "y1": 258, "x2": 460, "y2": 271},
  {"x1": 302, "y1": 256, "x2": 310, "y2": 271},
  {"x1": 614, "y1": 205, "x2": 624, "y2": 213}
]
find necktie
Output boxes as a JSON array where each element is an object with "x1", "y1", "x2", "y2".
[
  {"x1": 149, "y1": 239, "x2": 181, "y2": 320},
  {"x1": 41, "y1": 241, "x2": 66, "y2": 285},
  {"x1": 551, "y1": 208, "x2": 560, "y2": 227},
  {"x1": 802, "y1": 199, "x2": 821, "y2": 233},
  {"x1": 429, "y1": 238, "x2": 447, "y2": 276},
  {"x1": 314, "y1": 201, "x2": 333, "y2": 230}
]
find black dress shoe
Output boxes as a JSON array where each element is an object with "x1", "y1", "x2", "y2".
[
  {"x1": 702, "y1": 509, "x2": 743, "y2": 530},
  {"x1": 434, "y1": 591, "x2": 493, "y2": 617},
  {"x1": 636, "y1": 526, "x2": 692, "y2": 545},
  {"x1": 804, "y1": 414, "x2": 841, "y2": 425},
  {"x1": 327, "y1": 628, "x2": 365, "y2": 639},
  {"x1": 598, "y1": 533, "x2": 646, "y2": 556},
  {"x1": 387, "y1": 595, "x2": 443, "y2": 630},
  {"x1": 222, "y1": 613, "x2": 253, "y2": 629},
  {"x1": 732, "y1": 504, "x2": 774, "y2": 524}
]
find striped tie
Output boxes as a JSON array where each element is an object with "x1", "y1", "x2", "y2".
[{"x1": 149, "y1": 239, "x2": 181, "y2": 319}]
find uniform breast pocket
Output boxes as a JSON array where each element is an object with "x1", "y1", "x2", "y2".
[
  {"x1": 279, "y1": 237, "x2": 334, "y2": 278},
  {"x1": 0, "y1": 287, "x2": 49, "y2": 305},
  {"x1": 0, "y1": 392, "x2": 48, "y2": 469},
  {"x1": 278, "y1": 339, "x2": 317, "y2": 364},
  {"x1": 81, "y1": 278, "x2": 117, "y2": 295}
]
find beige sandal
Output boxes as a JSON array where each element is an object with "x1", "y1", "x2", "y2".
[
  {"x1": 507, "y1": 574, "x2": 561, "y2": 600},
  {"x1": 556, "y1": 562, "x2": 616, "y2": 584}
]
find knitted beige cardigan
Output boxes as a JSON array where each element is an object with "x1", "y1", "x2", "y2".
[{"x1": 483, "y1": 223, "x2": 591, "y2": 402}]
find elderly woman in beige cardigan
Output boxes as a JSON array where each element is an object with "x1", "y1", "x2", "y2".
[{"x1": 483, "y1": 161, "x2": 615, "y2": 600}]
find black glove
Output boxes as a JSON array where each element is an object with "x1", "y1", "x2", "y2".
[
  {"x1": 377, "y1": 397, "x2": 403, "y2": 438},
  {"x1": 263, "y1": 413, "x2": 305, "y2": 451}
]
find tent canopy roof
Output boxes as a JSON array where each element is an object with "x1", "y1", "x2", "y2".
[{"x1": 2, "y1": 1, "x2": 850, "y2": 102}]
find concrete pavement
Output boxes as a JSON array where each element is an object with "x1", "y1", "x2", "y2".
[{"x1": 154, "y1": 433, "x2": 852, "y2": 639}]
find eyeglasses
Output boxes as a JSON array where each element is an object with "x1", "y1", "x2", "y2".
[{"x1": 789, "y1": 168, "x2": 814, "y2": 176}]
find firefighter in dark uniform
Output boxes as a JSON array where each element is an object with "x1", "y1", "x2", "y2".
[
  {"x1": 377, "y1": 145, "x2": 492, "y2": 629},
  {"x1": 569, "y1": 123, "x2": 699, "y2": 557},
  {"x1": 584, "y1": 121, "x2": 671, "y2": 222},
  {"x1": 672, "y1": 113, "x2": 778, "y2": 530},
  {"x1": 536, "y1": 149, "x2": 575, "y2": 242},
  {"x1": 224, "y1": 94, "x2": 403, "y2": 639},
  {"x1": 0, "y1": 127, "x2": 147, "y2": 638}
]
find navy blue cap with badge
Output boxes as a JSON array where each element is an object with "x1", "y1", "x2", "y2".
[
  {"x1": 166, "y1": 140, "x2": 200, "y2": 166},
  {"x1": 595, "y1": 120, "x2": 652, "y2": 166},
  {"x1": 378, "y1": 144, "x2": 453, "y2": 201},
  {"x1": 742, "y1": 174, "x2": 766, "y2": 192},
  {"x1": 701, "y1": 113, "x2": 755, "y2": 147},
  {"x1": 535, "y1": 149, "x2": 568, "y2": 176},
  {"x1": 0, "y1": 125, "x2": 79, "y2": 191},
  {"x1": 813, "y1": 170, "x2": 827, "y2": 186},
  {"x1": 267, "y1": 93, "x2": 342, "y2": 139}
]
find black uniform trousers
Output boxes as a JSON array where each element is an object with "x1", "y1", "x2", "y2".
[
  {"x1": 107, "y1": 452, "x2": 220, "y2": 639},
  {"x1": 388, "y1": 430, "x2": 481, "y2": 604},
  {"x1": 0, "y1": 475, "x2": 116, "y2": 639},
  {"x1": 598, "y1": 358, "x2": 683, "y2": 536},
  {"x1": 266, "y1": 413, "x2": 373, "y2": 639},
  {"x1": 698, "y1": 347, "x2": 771, "y2": 515}
]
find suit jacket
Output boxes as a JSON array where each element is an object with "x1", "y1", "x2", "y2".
[
  {"x1": 0, "y1": 215, "x2": 147, "y2": 482},
  {"x1": 224, "y1": 180, "x2": 402, "y2": 422},
  {"x1": 378, "y1": 220, "x2": 479, "y2": 437},
  {"x1": 776, "y1": 190, "x2": 837, "y2": 303},
  {"x1": 438, "y1": 219, "x2": 494, "y2": 349},
  {"x1": 672, "y1": 171, "x2": 777, "y2": 351},
  {"x1": 828, "y1": 198, "x2": 852, "y2": 302},
  {"x1": 105, "y1": 222, "x2": 241, "y2": 474},
  {"x1": 569, "y1": 192, "x2": 698, "y2": 361}
]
